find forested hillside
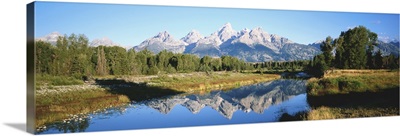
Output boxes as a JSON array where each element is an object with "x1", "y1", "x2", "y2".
[{"x1": 35, "y1": 34, "x2": 256, "y2": 77}]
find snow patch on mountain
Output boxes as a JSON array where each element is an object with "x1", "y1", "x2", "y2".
[
  {"x1": 133, "y1": 23, "x2": 320, "y2": 61},
  {"x1": 181, "y1": 30, "x2": 203, "y2": 44},
  {"x1": 36, "y1": 32, "x2": 63, "y2": 45},
  {"x1": 197, "y1": 32, "x2": 222, "y2": 46},
  {"x1": 217, "y1": 22, "x2": 238, "y2": 42},
  {"x1": 90, "y1": 37, "x2": 119, "y2": 46},
  {"x1": 134, "y1": 31, "x2": 188, "y2": 53}
]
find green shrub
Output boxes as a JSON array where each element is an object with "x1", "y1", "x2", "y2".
[
  {"x1": 338, "y1": 79, "x2": 363, "y2": 92},
  {"x1": 319, "y1": 78, "x2": 338, "y2": 89}
]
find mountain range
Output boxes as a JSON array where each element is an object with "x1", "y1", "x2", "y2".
[
  {"x1": 134, "y1": 23, "x2": 321, "y2": 62},
  {"x1": 36, "y1": 23, "x2": 400, "y2": 62}
]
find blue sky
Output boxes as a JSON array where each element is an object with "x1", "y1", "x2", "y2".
[{"x1": 35, "y1": 2, "x2": 399, "y2": 47}]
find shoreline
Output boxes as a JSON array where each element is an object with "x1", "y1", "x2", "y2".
[
  {"x1": 280, "y1": 70, "x2": 399, "y2": 121},
  {"x1": 35, "y1": 72, "x2": 281, "y2": 128}
]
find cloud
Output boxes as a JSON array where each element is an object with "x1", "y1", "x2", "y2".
[{"x1": 371, "y1": 20, "x2": 381, "y2": 24}]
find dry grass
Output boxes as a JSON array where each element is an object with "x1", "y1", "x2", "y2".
[
  {"x1": 324, "y1": 69, "x2": 394, "y2": 78},
  {"x1": 94, "y1": 72, "x2": 281, "y2": 93},
  {"x1": 307, "y1": 70, "x2": 399, "y2": 96},
  {"x1": 305, "y1": 69, "x2": 399, "y2": 120},
  {"x1": 36, "y1": 88, "x2": 130, "y2": 128},
  {"x1": 307, "y1": 106, "x2": 399, "y2": 120},
  {"x1": 147, "y1": 72, "x2": 281, "y2": 93}
]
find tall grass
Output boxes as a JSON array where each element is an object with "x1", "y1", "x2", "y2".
[
  {"x1": 307, "y1": 106, "x2": 399, "y2": 120},
  {"x1": 36, "y1": 88, "x2": 130, "y2": 128},
  {"x1": 36, "y1": 74, "x2": 84, "y2": 87},
  {"x1": 304, "y1": 70, "x2": 399, "y2": 120},
  {"x1": 148, "y1": 72, "x2": 280, "y2": 93},
  {"x1": 307, "y1": 70, "x2": 399, "y2": 96}
]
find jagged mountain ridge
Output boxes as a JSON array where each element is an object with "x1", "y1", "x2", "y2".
[
  {"x1": 180, "y1": 30, "x2": 204, "y2": 44},
  {"x1": 134, "y1": 23, "x2": 321, "y2": 61},
  {"x1": 375, "y1": 41, "x2": 400, "y2": 56},
  {"x1": 134, "y1": 31, "x2": 188, "y2": 53}
]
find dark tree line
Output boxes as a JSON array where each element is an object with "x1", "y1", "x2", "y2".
[
  {"x1": 35, "y1": 34, "x2": 256, "y2": 77},
  {"x1": 251, "y1": 60, "x2": 310, "y2": 72},
  {"x1": 307, "y1": 26, "x2": 399, "y2": 77}
]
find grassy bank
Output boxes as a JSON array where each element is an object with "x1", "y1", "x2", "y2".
[
  {"x1": 130, "y1": 72, "x2": 281, "y2": 93},
  {"x1": 36, "y1": 87, "x2": 130, "y2": 128},
  {"x1": 307, "y1": 70, "x2": 399, "y2": 95},
  {"x1": 36, "y1": 74, "x2": 84, "y2": 89},
  {"x1": 304, "y1": 70, "x2": 399, "y2": 120},
  {"x1": 306, "y1": 106, "x2": 399, "y2": 120}
]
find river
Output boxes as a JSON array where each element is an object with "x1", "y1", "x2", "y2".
[{"x1": 37, "y1": 79, "x2": 310, "y2": 134}]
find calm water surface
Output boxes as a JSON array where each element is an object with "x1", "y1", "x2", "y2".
[{"x1": 38, "y1": 79, "x2": 310, "y2": 134}]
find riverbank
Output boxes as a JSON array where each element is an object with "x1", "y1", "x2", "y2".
[
  {"x1": 36, "y1": 87, "x2": 130, "y2": 128},
  {"x1": 35, "y1": 72, "x2": 280, "y2": 128},
  {"x1": 302, "y1": 70, "x2": 399, "y2": 120}
]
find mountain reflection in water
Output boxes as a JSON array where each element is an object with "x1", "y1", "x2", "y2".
[
  {"x1": 145, "y1": 79, "x2": 308, "y2": 119},
  {"x1": 38, "y1": 79, "x2": 309, "y2": 134}
]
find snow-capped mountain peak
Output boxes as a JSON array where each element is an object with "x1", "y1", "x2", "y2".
[
  {"x1": 134, "y1": 31, "x2": 187, "y2": 54},
  {"x1": 218, "y1": 22, "x2": 237, "y2": 42},
  {"x1": 181, "y1": 30, "x2": 203, "y2": 44},
  {"x1": 36, "y1": 31, "x2": 63, "y2": 45},
  {"x1": 154, "y1": 31, "x2": 173, "y2": 42},
  {"x1": 90, "y1": 37, "x2": 119, "y2": 47},
  {"x1": 219, "y1": 22, "x2": 233, "y2": 31},
  {"x1": 198, "y1": 32, "x2": 222, "y2": 45},
  {"x1": 271, "y1": 34, "x2": 293, "y2": 44},
  {"x1": 232, "y1": 27, "x2": 271, "y2": 46},
  {"x1": 139, "y1": 31, "x2": 186, "y2": 46},
  {"x1": 378, "y1": 36, "x2": 399, "y2": 44},
  {"x1": 252, "y1": 27, "x2": 263, "y2": 32},
  {"x1": 240, "y1": 28, "x2": 250, "y2": 34},
  {"x1": 133, "y1": 23, "x2": 322, "y2": 61}
]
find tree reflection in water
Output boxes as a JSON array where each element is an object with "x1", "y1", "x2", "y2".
[{"x1": 36, "y1": 106, "x2": 129, "y2": 134}]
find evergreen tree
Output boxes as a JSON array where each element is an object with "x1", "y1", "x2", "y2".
[
  {"x1": 387, "y1": 54, "x2": 399, "y2": 69},
  {"x1": 156, "y1": 50, "x2": 170, "y2": 72},
  {"x1": 127, "y1": 49, "x2": 141, "y2": 75},
  {"x1": 366, "y1": 46, "x2": 375, "y2": 69},
  {"x1": 96, "y1": 46, "x2": 107, "y2": 75},
  {"x1": 35, "y1": 41, "x2": 54, "y2": 74},
  {"x1": 54, "y1": 35, "x2": 70, "y2": 75},
  {"x1": 334, "y1": 35, "x2": 345, "y2": 68},
  {"x1": 320, "y1": 36, "x2": 334, "y2": 67},
  {"x1": 136, "y1": 49, "x2": 153, "y2": 74},
  {"x1": 374, "y1": 50, "x2": 383, "y2": 69},
  {"x1": 312, "y1": 54, "x2": 327, "y2": 78},
  {"x1": 147, "y1": 56, "x2": 159, "y2": 75}
]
